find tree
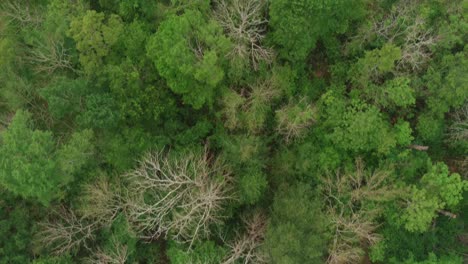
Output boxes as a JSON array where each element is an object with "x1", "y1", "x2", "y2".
[
  {"x1": 40, "y1": 77, "x2": 88, "y2": 120},
  {"x1": 321, "y1": 159, "x2": 404, "y2": 264},
  {"x1": 264, "y1": 184, "x2": 329, "y2": 263},
  {"x1": 220, "y1": 77, "x2": 281, "y2": 133},
  {"x1": 213, "y1": 0, "x2": 273, "y2": 70},
  {"x1": 147, "y1": 9, "x2": 231, "y2": 109},
  {"x1": 124, "y1": 149, "x2": 234, "y2": 247},
  {"x1": 446, "y1": 103, "x2": 468, "y2": 143},
  {"x1": 35, "y1": 206, "x2": 97, "y2": 255},
  {"x1": 84, "y1": 214, "x2": 136, "y2": 264},
  {"x1": 215, "y1": 134, "x2": 268, "y2": 204},
  {"x1": 0, "y1": 111, "x2": 93, "y2": 205},
  {"x1": 222, "y1": 211, "x2": 268, "y2": 264},
  {"x1": 268, "y1": 0, "x2": 364, "y2": 62},
  {"x1": 401, "y1": 162, "x2": 467, "y2": 232},
  {"x1": 167, "y1": 240, "x2": 227, "y2": 264},
  {"x1": 69, "y1": 10, "x2": 124, "y2": 75},
  {"x1": 350, "y1": 43, "x2": 402, "y2": 88},
  {"x1": 275, "y1": 98, "x2": 316, "y2": 143},
  {"x1": 326, "y1": 100, "x2": 409, "y2": 154}
]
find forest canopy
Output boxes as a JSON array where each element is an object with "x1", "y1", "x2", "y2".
[{"x1": 0, "y1": 0, "x2": 467, "y2": 263}]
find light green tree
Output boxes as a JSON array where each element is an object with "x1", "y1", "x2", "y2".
[{"x1": 402, "y1": 163, "x2": 467, "y2": 232}]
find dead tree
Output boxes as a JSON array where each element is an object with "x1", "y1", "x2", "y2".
[
  {"x1": 124, "y1": 149, "x2": 234, "y2": 247},
  {"x1": 0, "y1": 1, "x2": 42, "y2": 28},
  {"x1": 85, "y1": 238, "x2": 129, "y2": 264},
  {"x1": 321, "y1": 159, "x2": 404, "y2": 264},
  {"x1": 214, "y1": 0, "x2": 273, "y2": 70},
  {"x1": 79, "y1": 177, "x2": 124, "y2": 227},
  {"x1": 222, "y1": 211, "x2": 268, "y2": 264},
  {"x1": 26, "y1": 37, "x2": 75, "y2": 74},
  {"x1": 275, "y1": 98, "x2": 316, "y2": 143},
  {"x1": 447, "y1": 103, "x2": 468, "y2": 142},
  {"x1": 370, "y1": 0, "x2": 438, "y2": 72},
  {"x1": 35, "y1": 206, "x2": 97, "y2": 255}
]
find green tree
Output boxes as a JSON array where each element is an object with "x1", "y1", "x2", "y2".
[
  {"x1": 147, "y1": 9, "x2": 231, "y2": 109},
  {"x1": 326, "y1": 100, "x2": 410, "y2": 154},
  {"x1": 264, "y1": 184, "x2": 329, "y2": 263},
  {"x1": 269, "y1": 0, "x2": 364, "y2": 62},
  {"x1": 402, "y1": 163, "x2": 467, "y2": 232},
  {"x1": 167, "y1": 240, "x2": 227, "y2": 264},
  {"x1": 0, "y1": 111, "x2": 93, "y2": 205},
  {"x1": 69, "y1": 10, "x2": 124, "y2": 74}
]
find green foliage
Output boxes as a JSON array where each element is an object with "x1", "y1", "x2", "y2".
[
  {"x1": 0, "y1": 199, "x2": 34, "y2": 264},
  {"x1": 425, "y1": 50, "x2": 468, "y2": 115},
  {"x1": 147, "y1": 9, "x2": 231, "y2": 109},
  {"x1": 32, "y1": 255, "x2": 74, "y2": 264},
  {"x1": 264, "y1": 184, "x2": 329, "y2": 263},
  {"x1": 167, "y1": 240, "x2": 227, "y2": 264},
  {"x1": 398, "y1": 253, "x2": 463, "y2": 264},
  {"x1": 216, "y1": 134, "x2": 268, "y2": 204},
  {"x1": 69, "y1": 10, "x2": 124, "y2": 74},
  {"x1": 97, "y1": 214, "x2": 137, "y2": 263},
  {"x1": 269, "y1": 0, "x2": 365, "y2": 62},
  {"x1": 0, "y1": 0, "x2": 466, "y2": 262},
  {"x1": 327, "y1": 100, "x2": 404, "y2": 154},
  {"x1": 402, "y1": 163, "x2": 467, "y2": 232},
  {"x1": 40, "y1": 78, "x2": 88, "y2": 120},
  {"x1": 0, "y1": 111, "x2": 93, "y2": 205}
]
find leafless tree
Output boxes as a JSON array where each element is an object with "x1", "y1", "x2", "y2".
[
  {"x1": 447, "y1": 103, "x2": 468, "y2": 142},
  {"x1": 370, "y1": 0, "x2": 438, "y2": 72},
  {"x1": 84, "y1": 238, "x2": 129, "y2": 264},
  {"x1": 35, "y1": 206, "x2": 98, "y2": 255},
  {"x1": 222, "y1": 211, "x2": 269, "y2": 264},
  {"x1": 124, "y1": 149, "x2": 235, "y2": 247},
  {"x1": 79, "y1": 177, "x2": 124, "y2": 227},
  {"x1": 275, "y1": 98, "x2": 316, "y2": 143},
  {"x1": 214, "y1": 0, "x2": 273, "y2": 70},
  {"x1": 26, "y1": 37, "x2": 76, "y2": 74},
  {"x1": 327, "y1": 208, "x2": 381, "y2": 264},
  {"x1": 222, "y1": 78, "x2": 281, "y2": 133},
  {"x1": 321, "y1": 159, "x2": 403, "y2": 264},
  {"x1": 0, "y1": 1, "x2": 42, "y2": 28}
]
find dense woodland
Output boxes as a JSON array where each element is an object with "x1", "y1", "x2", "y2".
[{"x1": 0, "y1": 0, "x2": 467, "y2": 263}]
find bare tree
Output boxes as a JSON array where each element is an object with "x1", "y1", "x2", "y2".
[
  {"x1": 35, "y1": 206, "x2": 98, "y2": 255},
  {"x1": 26, "y1": 37, "x2": 76, "y2": 74},
  {"x1": 0, "y1": 1, "x2": 42, "y2": 28},
  {"x1": 222, "y1": 211, "x2": 268, "y2": 264},
  {"x1": 370, "y1": 0, "x2": 438, "y2": 72},
  {"x1": 321, "y1": 159, "x2": 404, "y2": 264},
  {"x1": 79, "y1": 177, "x2": 124, "y2": 227},
  {"x1": 84, "y1": 238, "x2": 129, "y2": 264},
  {"x1": 447, "y1": 103, "x2": 468, "y2": 142},
  {"x1": 124, "y1": 149, "x2": 235, "y2": 247},
  {"x1": 214, "y1": 0, "x2": 273, "y2": 70},
  {"x1": 222, "y1": 78, "x2": 281, "y2": 133},
  {"x1": 275, "y1": 98, "x2": 316, "y2": 143}
]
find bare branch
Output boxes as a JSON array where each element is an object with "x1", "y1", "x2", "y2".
[
  {"x1": 369, "y1": 0, "x2": 438, "y2": 72},
  {"x1": 25, "y1": 37, "x2": 76, "y2": 74},
  {"x1": 79, "y1": 177, "x2": 124, "y2": 227},
  {"x1": 84, "y1": 237, "x2": 129, "y2": 264},
  {"x1": 222, "y1": 211, "x2": 268, "y2": 264},
  {"x1": 0, "y1": 1, "x2": 43, "y2": 28},
  {"x1": 321, "y1": 159, "x2": 403, "y2": 264},
  {"x1": 124, "y1": 149, "x2": 235, "y2": 247},
  {"x1": 447, "y1": 103, "x2": 468, "y2": 142},
  {"x1": 275, "y1": 98, "x2": 316, "y2": 143},
  {"x1": 214, "y1": 0, "x2": 273, "y2": 70},
  {"x1": 35, "y1": 206, "x2": 97, "y2": 255}
]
